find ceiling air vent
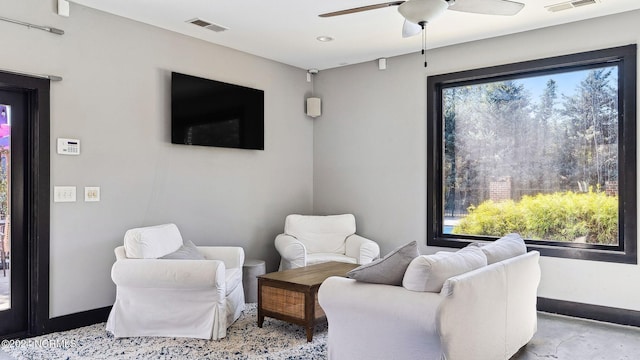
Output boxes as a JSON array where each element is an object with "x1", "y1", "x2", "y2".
[
  {"x1": 186, "y1": 18, "x2": 228, "y2": 32},
  {"x1": 545, "y1": 0, "x2": 599, "y2": 12}
]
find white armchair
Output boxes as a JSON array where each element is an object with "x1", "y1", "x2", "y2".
[
  {"x1": 105, "y1": 224, "x2": 245, "y2": 340},
  {"x1": 275, "y1": 214, "x2": 380, "y2": 270}
]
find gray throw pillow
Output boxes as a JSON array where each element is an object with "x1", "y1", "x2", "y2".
[
  {"x1": 347, "y1": 241, "x2": 419, "y2": 286},
  {"x1": 160, "y1": 240, "x2": 205, "y2": 260}
]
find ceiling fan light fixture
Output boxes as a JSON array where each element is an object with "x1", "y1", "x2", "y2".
[
  {"x1": 398, "y1": 0, "x2": 450, "y2": 24},
  {"x1": 316, "y1": 36, "x2": 334, "y2": 42}
]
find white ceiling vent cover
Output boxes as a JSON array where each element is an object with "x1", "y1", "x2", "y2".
[
  {"x1": 546, "y1": 0, "x2": 600, "y2": 12},
  {"x1": 186, "y1": 18, "x2": 228, "y2": 32}
]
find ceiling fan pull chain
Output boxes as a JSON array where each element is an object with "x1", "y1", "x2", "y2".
[{"x1": 421, "y1": 22, "x2": 427, "y2": 68}]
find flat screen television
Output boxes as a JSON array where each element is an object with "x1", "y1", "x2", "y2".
[{"x1": 171, "y1": 72, "x2": 264, "y2": 150}]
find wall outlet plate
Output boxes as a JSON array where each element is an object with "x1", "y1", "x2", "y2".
[{"x1": 84, "y1": 187, "x2": 100, "y2": 202}]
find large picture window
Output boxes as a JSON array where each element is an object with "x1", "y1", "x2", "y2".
[{"x1": 427, "y1": 45, "x2": 637, "y2": 263}]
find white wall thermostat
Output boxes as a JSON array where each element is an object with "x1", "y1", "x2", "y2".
[{"x1": 57, "y1": 138, "x2": 80, "y2": 155}]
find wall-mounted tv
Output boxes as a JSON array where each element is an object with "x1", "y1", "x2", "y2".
[{"x1": 171, "y1": 72, "x2": 264, "y2": 150}]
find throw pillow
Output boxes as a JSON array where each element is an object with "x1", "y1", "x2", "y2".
[
  {"x1": 160, "y1": 240, "x2": 205, "y2": 260},
  {"x1": 472, "y1": 233, "x2": 526, "y2": 264},
  {"x1": 402, "y1": 246, "x2": 487, "y2": 292},
  {"x1": 346, "y1": 241, "x2": 419, "y2": 286}
]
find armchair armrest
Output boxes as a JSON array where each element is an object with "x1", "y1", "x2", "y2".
[
  {"x1": 345, "y1": 234, "x2": 380, "y2": 264},
  {"x1": 114, "y1": 246, "x2": 127, "y2": 260},
  {"x1": 111, "y1": 258, "x2": 225, "y2": 289},
  {"x1": 197, "y1": 246, "x2": 245, "y2": 269},
  {"x1": 275, "y1": 234, "x2": 306, "y2": 268}
]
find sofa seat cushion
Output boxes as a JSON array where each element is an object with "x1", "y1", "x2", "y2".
[
  {"x1": 307, "y1": 253, "x2": 358, "y2": 265},
  {"x1": 403, "y1": 246, "x2": 487, "y2": 292},
  {"x1": 225, "y1": 268, "x2": 242, "y2": 296},
  {"x1": 473, "y1": 233, "x2": 527, "y2": 264},
  {"x1": 124, "y1": 223, "x2": 184, "y2": 259},
  {"x1": 346, "y1": 241, "x2": 419, "y2": 286}
]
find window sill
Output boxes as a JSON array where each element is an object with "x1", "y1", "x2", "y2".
[{"x1": 428, "y1": 236, "x2": 637, "y2": 264}]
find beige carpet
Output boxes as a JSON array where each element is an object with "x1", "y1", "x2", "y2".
[{"x1": 1, "y1": 304, "x2": 327, "y2": 360}]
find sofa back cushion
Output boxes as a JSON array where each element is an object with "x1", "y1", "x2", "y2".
[
  {"x1": 403, "y1": 246, "x2": 487, "y2": 292},
  {"x1": 284, "y1": 214, "x2": 356, "y2": 254},
  {"x1": 124, "y1": 223, "x2": 184, "y2": 259},
  {"x1": 474, "y1": 233, "x2": 527, "y2": 264}
]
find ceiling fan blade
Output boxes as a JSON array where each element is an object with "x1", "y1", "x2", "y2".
[
  {"x1": 402, "y1": 20, "x2": 422, "y2": 38},
  {"x1": 319, "y1": 1, "x2": 405, "y2": 17},
  {"x1": 448, "y1": 0, "x2": 525, "y2": 16}
]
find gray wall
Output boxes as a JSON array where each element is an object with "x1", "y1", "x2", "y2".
[
  {"x1": 314, "y1": 11, "x2": 640, "y2": 311},
  {"x1": 2, "y1": 0, "x2": 640, "y2": 318},
  {"x1": 1, "y1": 0, "x2": 313, "y2": 317}
]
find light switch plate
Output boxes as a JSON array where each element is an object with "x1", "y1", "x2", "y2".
[
  {"x1": 84, "y1": 187, "x2": 100, "y2": 202},
  {"x1": 54, "y1": 186, "x2": 76, "y2": 202}
]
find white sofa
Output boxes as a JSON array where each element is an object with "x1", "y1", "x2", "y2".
[
  {"x1": 318, "y1": 237, "x2": 541, "y2": 360},
  {"x1": 275, "y1": 214, "x2": 380, "y2": 270},
  {"x1": 106, "y1": 224, "x2": 245, "y2": 340}
]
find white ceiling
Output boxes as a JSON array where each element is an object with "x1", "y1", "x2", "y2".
[{"x1": 68, "y1": 0, "x2": 640, "y2": 70}]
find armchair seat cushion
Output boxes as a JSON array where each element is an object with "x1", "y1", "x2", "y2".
[{"x1": 307, "y1": 253, "x2": 358, "y2": 266}]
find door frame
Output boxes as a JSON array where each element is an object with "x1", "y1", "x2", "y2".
[{"x1": 0, "y1": 71, "x2": 50, "y2": 338}]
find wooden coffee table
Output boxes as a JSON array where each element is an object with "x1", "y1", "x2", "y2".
[{"x1": 257, "y1": 261, "x2": 359, "y2": 342}]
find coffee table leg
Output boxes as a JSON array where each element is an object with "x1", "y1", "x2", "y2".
[
  {"x1": 257, "y1": 279, "x2": 264, "y2": 327},
  {"x1": 305, "y1": 290, "x2": 315, "y2": 342},
  {"x1": 306, "y1": 325, "x2": 314, "y2": 342},
  {"x1": 258, "y1": 309, "x2": 264, "y2": 328}
]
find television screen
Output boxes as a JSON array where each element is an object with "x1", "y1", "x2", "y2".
[{"x1": 171, "y1": 72, "x2": 264, "y2": 150}]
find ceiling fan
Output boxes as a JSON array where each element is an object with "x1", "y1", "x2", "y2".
[{"x1": 320, "y1": 0, "x2": 525, "y2": 38}]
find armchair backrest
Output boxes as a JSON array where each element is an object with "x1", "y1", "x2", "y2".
[
  {"x1": 284, "y1": 214, "x2": 356, "y2": 254},
  {"x1": 124, "y1": 223, "x2": 184, "y2": 259}
]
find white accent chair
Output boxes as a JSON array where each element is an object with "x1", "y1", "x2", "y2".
[
  {"x1": 105, "y1": 223, "x2": 245, "y2": 340},
  {"x1": 274, "y1": 214, "x2": 380, "y2": 270}
]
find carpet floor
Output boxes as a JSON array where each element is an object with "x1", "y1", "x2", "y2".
[{"x1": 1, "y1": 304, "x2": 327, "y2": 360}]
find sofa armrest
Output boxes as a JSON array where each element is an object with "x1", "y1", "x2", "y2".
[
  {"x1": 318, "y1": 276, "x2": 443, "y2": 360},
  {"x1": 437, "y1": 251, "x2": 540, "y2": 360},
  {"x1": 197, "y1": 246, "x2": 245, "y2": 269},
  {"x1": 275, "y1": 234, "x2": 306, "y2": 268},
  {"x1": 111, "y1": 258, "x2": 225, "y2": 289},
  {"x1": 345, "y1": 234, "x2": 380, "y2": 264}
]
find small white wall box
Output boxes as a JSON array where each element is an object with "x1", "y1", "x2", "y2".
[
  {"x1": 378, "y1": 58, "x2": 387, "y2": 70},
  {"x1": 57, "y1": 138, "x2": 80, "y2": 155},
  {"x1": 306, "y1": 97, "x2": 321, "y2": 118},
  {"x1": 57, "y1": 0, "x2": 70, "y2": 17}
]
